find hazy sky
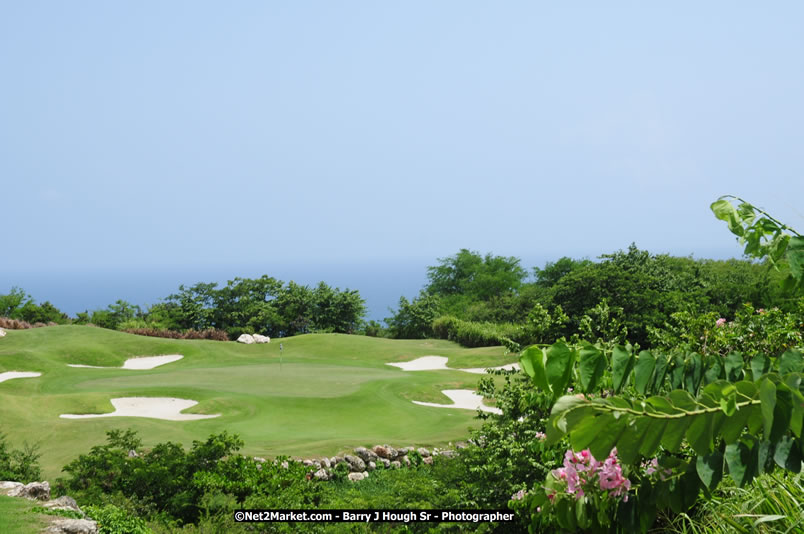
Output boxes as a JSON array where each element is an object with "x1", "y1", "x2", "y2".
[{"x1": 2, "y1": 2, "x2": 803, "y2": 290}]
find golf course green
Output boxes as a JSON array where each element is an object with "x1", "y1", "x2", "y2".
[{"x1": 0, "y1": 326, "x2": 516, "y2": 478}]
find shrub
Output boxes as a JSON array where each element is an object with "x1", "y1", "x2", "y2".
[
  {"x1": 84, "y1": 504, "x2": 152, "y2": 534},
  {"x1": 0, "y1": 432, "x2": 41, "y2": 482},
  {"x1": 0, "y1": 317, "x2": 33, "y2": 330},
  {"x1": 122, "y1": 328, "x2": 229, "y2": 341}
]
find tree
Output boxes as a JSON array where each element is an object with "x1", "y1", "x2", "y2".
[{"x1": 386, "y1": 293, "x2": 441, "y2": 339}]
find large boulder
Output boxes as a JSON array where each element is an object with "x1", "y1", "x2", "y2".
[
  {"x1": 417, "y1": 447, "x2": 431, "y2": 457},
  {"x1": 8, "y1": 481, "x2": 50, "y2": 500},
  {"x1": 236, "y1": 334, "x2": 255, "y2": 344},
  {"x1": 372, "y1": 445, "x2": 398, "y2": 459},
  {"x1": 313, "y1": 469, "x2": 330, "y2": 481},
  {"x1": 344, "y1": 454, "x2": 366, "y2": 472},
  {"x1": 253, "y1": 334, "x2": 270, "y2": 344},
  {"x1": 44, "y1": 519, "x2": 98, "y2": 534},
  {"x1": 43, "y1": 496, "x2": 81, "y2": 513},
  {"x1": 347, "y1": 472, "x2": 366, "y2": 482},
  {"x1": 0, "y1": 481, "x2": 22, "y2": 495},
  {"x1": 354, "y1": 447, "x2": 378, "y2": 463}
]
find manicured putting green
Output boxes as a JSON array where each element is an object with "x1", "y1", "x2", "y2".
[{"x1": 0, "y1": 326, "x2": 516, "y2": 478}]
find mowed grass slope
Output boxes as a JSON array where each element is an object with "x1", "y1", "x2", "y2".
[{"x1": 0, "y1": 326, "x2": 516, "y2": 478}]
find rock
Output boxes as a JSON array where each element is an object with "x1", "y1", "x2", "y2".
[
  {"x1": 398, "y1": 447, "x2": 412, "y2": 456},
  {"x1": 253, "y1": 334, "x2": 271, "y2": 343},
  {"x1": 236, "y1": 334, "x2": 255, "y2": 344},
  {"x1": 455, "y1": 441, "x2": 469, "y2": 450},
  {"x1": 423, "y1": 456, "x2": 433, "y2": 465},
  {"x1": 344, "y1": 454, "x2": 366, "y2": 472},
  {"x1": 439, "y1": 450, "x2": 457, "y2": 459},
  {"x1": 320, "y1": 457, "x2": 331, "y2": 469},
  {"x1": 0, "y1": 481, "x2": 22, "y2": 495},
  {"x1": 313, "y1": 469, "x2": 330, "y2": 481},
  {"x1": 0, "y1": 328, "x2": 6, "y2": 337},
  {"x1": 402, "y1": 456, "x2": 411, "y2": 466},
  {"x1": 390, "y1": 461, "x2": 401, "y2": 469},
  {"x1": 379, "y1": 458, "x2": 391, "y2": 468},
  {"x1": 303, "y1": 459, "x2": 315, "y2": 467},
  {"x1": 347, "y1": 472, "x2": 366, "y2": 482},
  {"x1": 44, "y1": 518, "x2": 98, "y2": 534},
  {"x1": 354, "y1": 447, "x2": 371, "y2": 463},
  {"x1": 253, "y1": 457, "x2": 267, "y2": 463},
  {"x1": 43, "y1": 496, "x2": 81, "y2": 513},
  {"x1": 280, "y1": 460, "x2": 289, "y2": 469},
  {"x1": 367, "y1": 461, "x2": 376, "y2": 471},
  {"x1": 362, "y1": 471, "x2": 369, "y2": 478},
  {"x1": 372, "y1": 445, "x2": 398, "y2": 459},
  {"x1": 127, "y1": 450, "x2": 138, "y2": 458},
  {"x1": 9, "y1": 481, "x2": 50, "y2": 500},
  {"x1": 417, "y1": 447, "x2": 431, "y2": 457}
]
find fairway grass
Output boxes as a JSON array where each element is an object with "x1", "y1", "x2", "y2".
[{"x1": 0, "y1": 326, "x2": 517, "y2": 478}]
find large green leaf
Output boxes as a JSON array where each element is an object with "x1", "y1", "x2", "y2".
[
  {"x1": 725, "y1": 438, "x2": 758, "y2": 487},
  {"x1": 577, "y1": 344, "x2": 605, "y2": 393},
  {"x1": 684, "y1": 353, "x2": 703, "y2": 394},
  {"x1": 773, "y1": 436, "x2": 802, "y2": 472},
  {"x1": 612, "y1": 345, "x2": 634, "y2": 393},
  {"x1": 779, "y1": 349, "x2": 803, "y2": 375},
  {"x1": 751, "y1": 354, "x2": 770, "y2": 381},
  {"x1": 724, "y1": 352, "x2": 744, "y2": 382},
  {"x1": 760, "y1": 379, "x2": 777, "y2": 437},
  {"x1": 520, "y1": 346, "x2": 549, "y2": 392},
  {"x1": 696, "y1": 451, "x2": 724, "y2": 490},
  {"x1": 633, "y1": 351, "x2": 656, "y2": 395},
  {"x1": 545, "y1": 341, "x2": 576, "y2": 397},
  {"x1": 711, "y1": 199, "x2": 745, "y2": 236}
]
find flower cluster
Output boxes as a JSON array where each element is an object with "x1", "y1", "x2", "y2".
[{"x1": 551, "y1": 448, "x2": 631, "y2": 502}]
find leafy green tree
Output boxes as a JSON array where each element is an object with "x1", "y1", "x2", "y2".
[
  {"x1": 0, "y1": 287, "x2": 29, "y2": 318},
  {"x1": 386, "y1": 293, "x2": 441, "y2": 339}
]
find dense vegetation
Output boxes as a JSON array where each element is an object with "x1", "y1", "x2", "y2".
[{"x1": 1, "y1": 196, "x2": 802, "y2": 533}]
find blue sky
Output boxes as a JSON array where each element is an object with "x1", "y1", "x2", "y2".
[{"x1": 2, "y1": 2, "x2": 803, "y2": 315}]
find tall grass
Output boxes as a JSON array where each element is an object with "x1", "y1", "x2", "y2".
[{"x1": 653, "y1": 472, "x2": 804, "y2": 533}]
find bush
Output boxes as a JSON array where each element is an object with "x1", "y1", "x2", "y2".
[
  {"x1": 122, "y1": 328, "x2": 230, "y2": 341},
  {"x1": 431, "y1": 315, "x2": 526, "y2": 348},
  {"x1": 0, "y1": 317, "x2": 33, "y2": 330},
  {"x1": 85, "y1": 504, "x2": 152, "y2": 534},
  {"x1": 0, "y1": 432, "x2": 41, "y2": 482}
]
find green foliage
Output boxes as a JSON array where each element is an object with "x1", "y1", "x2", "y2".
[
  {"x1": 649, "y1": 303, "x2": 804, "y2": 358},
  {"x1": 58, "y1": 430, "x2": 325, "y2": 526},
  {"x1": 386, "y1": 293, "x2": 441, "y2": 339},
  {"x1": 712, "y1": 195, "x2": 803, "y2": 294},
  {"x1": 0, "y1": 433, "x2": 41, "y2": 483},
  {"x1": 431, "y1": 315, "x2": 524, "y2": 348},
  {"x1": 426, "y1": 249, "x2": 527, "y2": 303},
  {"x1": 0, "y1": 287, "x2": 69, "y2": 325},
  {"x1": 84, "y1": 504, "x2": 152, "y2": 534}
]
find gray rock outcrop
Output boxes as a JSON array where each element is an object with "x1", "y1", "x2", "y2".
[{"x1": 44, "y1": 519, "x2": 98, "y2": 534}]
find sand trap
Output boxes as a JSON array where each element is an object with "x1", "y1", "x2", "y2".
[
  {"x1": 413, "y1": 389, "x2": 502, "y2": 415},
  {"x1": 388, "y1": 356, "x2": 450, "y2": 371},
  {"x1": 60, "y1": 397, "x2": 220, "y2": 421},
  {"x1": 68, "y1": 354, "x2": 183, "y2": 370},
  {"x1": 387, "y1": 356, "x2": 520, "y2": 374},
  {"x1": 0, "y1": 371, "x2": 42, "y2": 384}
]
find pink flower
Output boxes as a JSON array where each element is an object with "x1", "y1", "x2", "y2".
[{"x1": 716, "y1": 318, "x2": 727, "y2": 327}]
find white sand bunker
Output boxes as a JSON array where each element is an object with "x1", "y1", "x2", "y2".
[
  {"x1": 413, "y1": 389, "x2": 502, "y2": 415},
  {"x1": 0, "y1": 371, "x2": 42, "y2": 384},
  {"x1": 60, "y1": 397, "x2": 220, "y2": 421},
  {"x1": 388, "y1": 356, "x2": 450, "y2": 371},
  {"x1": 68, "y1": 354, "x2": 183, "y2": 370},
  {"x1": 387, "y1": 356, "x2": 520, "y2": 374}
]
